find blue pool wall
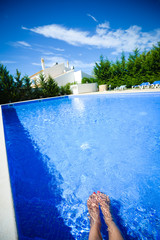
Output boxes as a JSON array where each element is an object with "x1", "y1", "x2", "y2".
[{"x1": 2, "y1": 104, "x2": 74, "y2": 240}]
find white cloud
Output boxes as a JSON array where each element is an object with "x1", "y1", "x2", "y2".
[
  {"x1": 0, "y1": 60, "x2": 16, "y2": 64},
  {"x1": 43, "y1": 56, "x2": 67, "y2": 67},
  {"x1": 32, "y1": 56, "x2": 67, "y2": 68},
  {"x1": 17, "y1": 41, "x2": 31, "y2": 47},
  {"x1": 9, "y1": 40, "x2": 31, "y2": 48},
  {"x1": 23, "y1": 23, "x2": 160, "y2": 55},
  {"x1": 44, "y1": 56, "x2": 95, "y2": 69},
  {"x1": 33, "y1": 48, "x2": 54, "y2": 55},
  {"x1": 32, "y1": 57, "x2": 94, "y2": 70},
  {"x1": 98, "y1": 22, "x2": 110, "y2": 29},
  {"x1": 33, "y1": 44, "x2": 65, "y2": 52},
  {"x1": 32, "y1": 62, "x2": 41, "y2": 66},
  {"x1": 23, "y1": 25, "x2": 90, "y2": 46},
  {"x1": 54, "y1": 47, "x2": 64, "y2": 52},
  {"x1": 42, "y1": 51, "x2": 54, "y2": 55},
  {"x1": 96, "y1": 21, "x2": 110, "y2": 36},
  {"x1": 87, "y1": 14, "x2": 98, "y2": 22},
  {"x1": 70, "y1": 60, "x2": 95, "y2": 69},
  {"x1": 21, "y1": 26, "x2": 28, "y2": 30}
]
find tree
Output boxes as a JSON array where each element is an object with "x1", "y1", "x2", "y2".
[
  {"x1": 40, "y1": 75, "x2": 60, "y2": 97},
  {"x1": 93, "y1": 42, "x2": 160, "y2": 88},
  {"x1": 145, "y1": 42, "x2": 160, "y2": 81},
  {"x1": 60, "y1": 83, "x2": 72, "y2": 95},
  {"x1": 32, "y1": 80, "x2": 42, "y2": 99},
  {"x1": 39, "y1": 73, "x2": 47, "y2": 97},
  {"x1": 94, "y1": 55, "x2": 111, "y2": 85},
  {"x1": 23, "y1": 75, "x2": 32, "y2": 100},
  {"x1": 82, "y1": 77, "x2": 97, "y2": 84},
  {"x1": 14, "y1": 69, "x2": 24, "y2": 101},
  {"x1": 0, "y1": 64, "x2": 15, "y2": 104},
  {"x1": 46, "y1": 76, "x2": 59, "y2": 96}
]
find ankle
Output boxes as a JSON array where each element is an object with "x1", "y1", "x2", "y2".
[
  {"x1": 104, "y1": 216, "x2": 113, "y2": 226},
  {"x1": 90, "y1": 219, "x2": 101, "y2": 228}
]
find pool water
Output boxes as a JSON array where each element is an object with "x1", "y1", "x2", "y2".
[{"x1": 2, "y1": 93, "x2": 160, "y2": 240}]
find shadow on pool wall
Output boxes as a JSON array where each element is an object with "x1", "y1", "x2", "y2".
[{"x1": 2, "y1": 107, "x2": 74, "y2": 240}]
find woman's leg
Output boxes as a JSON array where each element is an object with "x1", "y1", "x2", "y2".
[
  {"x1": 87, "y1": 193, "x2": 103, "y2": 240},
  {"x1": 97, "y1": 192, "x2": 124, "y2": 240}
]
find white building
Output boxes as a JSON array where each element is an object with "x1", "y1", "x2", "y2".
[{"x1": 30, "y1": 58, "x2": 93, "y2": 87}]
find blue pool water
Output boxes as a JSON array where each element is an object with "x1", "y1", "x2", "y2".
[{"x1": 2, "y1": 93, "x2": 160, "y2": 240}]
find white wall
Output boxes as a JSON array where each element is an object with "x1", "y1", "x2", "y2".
[
  {"x1": 54, "y1": 70, "x2": 76, "y2": 86},
  {"x1": 74, "y1": 70, "x2": 82, "y2": 84},
  {"x1": 44, "y1": 63, "x2": 65, "y2": 79},
  {"x1": 30, "y1": 64, "x2": 94, "y2": 87},
  {"x1": 74, "y1": 70, "x2": 93, "y2": 83},
  {"x1": 70, "y1": 85, "x2": 79, "y2": 94},
  {"x1": 78, "y1": 83, "x2": 97, "y2": 93},
  {"x1": 70, "y1": 83, "x2": 98, "y2": 94}
]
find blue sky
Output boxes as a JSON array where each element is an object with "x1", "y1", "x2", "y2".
[{"x1": 0, "y1": 0, "x2": 160, "y2": 77}]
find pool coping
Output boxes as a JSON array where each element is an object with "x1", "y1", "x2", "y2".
[
  {"x1": 0, "y1": 106, "x2": 18, "y2": 240},
  {"x1": 1, "y1": 95, "x2": 68, "y2": 108}
]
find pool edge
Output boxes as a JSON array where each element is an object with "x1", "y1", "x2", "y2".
[
  {"x1": 1, "y1": 95, "x2": 68, "y2": 107},
  {"x1": 0, "y1": 106, "x2": 18, "y2": 240}
]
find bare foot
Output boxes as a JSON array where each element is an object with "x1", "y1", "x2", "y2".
[
  {"x1": 97, "y1": 191, "x2": 113, "y2": 225},
  {"x1": 97, "y1": 192, "x2": 124, "y2": 240},
  {"x1": 87, "y1": 193, "x2": 101, "y2": 228},
  {"x1": 87, "y1": 193, "x2": 103, "y2": 240}
]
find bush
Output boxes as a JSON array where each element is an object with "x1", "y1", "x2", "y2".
[
  {"x1": 40, "y1": 75, "x2": 60, "y2": 97},
  {"x1": 60, "y1": 83, "x2": 72, "y2": 95},
  {"x1": 82, "y1": 77, "x2": 97, "y2": 84}
]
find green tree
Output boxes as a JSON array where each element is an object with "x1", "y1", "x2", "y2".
[
  {"x1": 93, "y1": 43, "x2": 160, "y2": 88},
  {"x1": 82, "y1": 77, "x2": 97, "y2": 84},
  {"x1": 39, "y1": 73, "x2": 46, "y2": 87},
  {"x1": 0, "y1": 64, "x2": 15, "y2": 104},
  {"x1": 145, "y1": 42, "x2": 160, "y2": 82},
  {"x1": 14, "y1": 69, "x2": 24, "y2": 101},
  {"x1": 46, "y1": 76, "x2": 59, "y2": 96},
  {"x1": 23, "y1": 75, "x2": 32, "y2": 100},
  {"x1": 39, "y1": 73, "x2": 47, "y2": 97},
  {"x1": 32, "y1": 80, "x2": 42, "y2": 99},
  {"x1": 60, "y1": 83, "x2": 72, "y2": 95},
  {"x1": 40, "y1": 75, "x2": 60, "y2": 97},
  {"x1": 94, "y1": 55, "x2": 111, "y2": 85}
]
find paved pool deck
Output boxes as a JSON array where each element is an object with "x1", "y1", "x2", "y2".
[
  {"x1": 0, "y1": 107, "x2": 18, "y2": 240},
  {"x1": 80, "y1": 88, "x2": 160, "y2": 95}
]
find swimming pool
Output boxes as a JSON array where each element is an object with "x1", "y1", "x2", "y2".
[{"x1": 2, "y1": 93, "x2": 160, "y2": 239}]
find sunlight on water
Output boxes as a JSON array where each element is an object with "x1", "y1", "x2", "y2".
[{"x1": 15, "y1": 94, "x2": 160, "y2": 239}]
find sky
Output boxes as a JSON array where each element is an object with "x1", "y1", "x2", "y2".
[{"x1": 0, "y1": 0, "x2": 160, "y2": 77}]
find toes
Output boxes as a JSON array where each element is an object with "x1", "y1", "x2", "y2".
[
  {"x1": 97, "y1": 191, "x2": 104, "y2": 201},
  {"x1": 87, "y1": 192, "x2": 110, "y2": 208},
  {"x1": 87, "y1": 192, "x2": 99, "y2": 208},
  {"x1": 89, "y1": 193, "x2": 98, "y2": 201},
  {"x1": 97, "y1": 191, "x2": 110, "y2": 204}
]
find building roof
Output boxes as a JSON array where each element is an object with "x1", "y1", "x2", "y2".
[{"x1": 29, "y1": 70, "x2": 43, "y2": 79}]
